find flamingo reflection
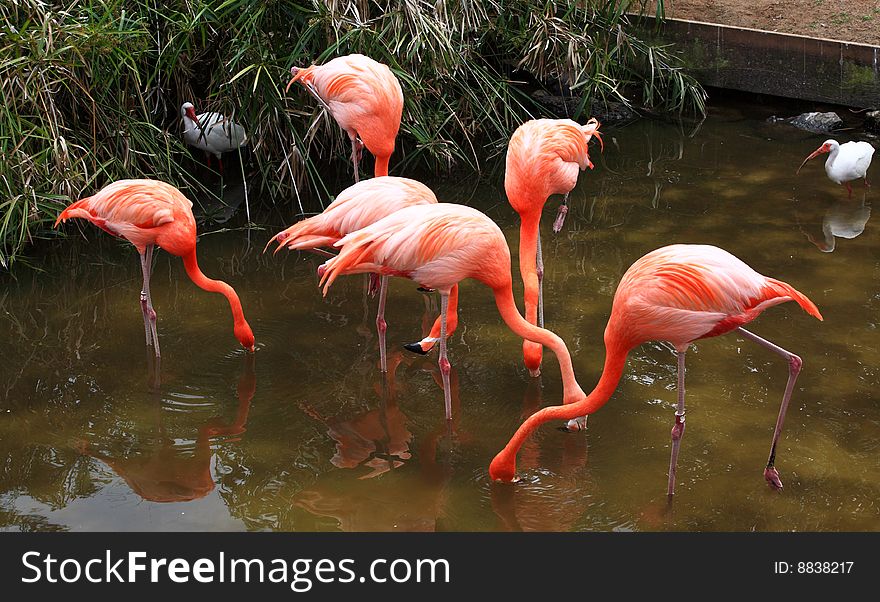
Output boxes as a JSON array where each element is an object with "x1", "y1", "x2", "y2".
[
  {"x1": 293, "y1": 353, "x2": 461, "y2": 531},
  {"x1": 77, "y1": 355, "x2": 256, "y2": 502},
  {"x1": 299, "y1": 351, "x2": 413, "y2": 480}
]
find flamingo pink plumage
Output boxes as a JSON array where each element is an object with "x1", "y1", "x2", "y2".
[
  {"x1": 505, "y1": 118, "x2": 602, "y2": 378},
  {"x1": 489, "y1": 244, "x2": 823, "y2": 496},
  {"x1": 55, "y1": 179, "x2": 256, "y2": 356},
  {"x1": 317, "y1": 203, "x2": 588, "y2": 421},
  {"x1": 265, "y1": 176, "x2": 459, "y2": 371},
  {"x1": 286, "y1": 54, "x2": 404, "y2": 182}
]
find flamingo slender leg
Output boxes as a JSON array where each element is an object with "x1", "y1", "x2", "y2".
[
  {"x1": 667, "y1": 349, "x2": 687, "y2": 498},
  {"x1": 139, "y1": 245, "x2": 160, "y2": 357},
  {"x1": 350, "y1": 137, "x2": 363, "y2": 183},
  {"x1": 139, "y1": 253, "x2": 151, "y2": 346},
  {"x1": 846, "y1": 182, "x2": 853, "y2": 198},
  {"x1": 536, "y1": 229, "x2": 544, "y2": 329},
  {"x1": 365, "y1": 273, "x2": 380, "y2": 297},
  {"x1": 145, "y1": 245, "x2": 160, "y2": 356},
  {"x1": 736, "y1": 327, "x2": 802, "y2": 490},
  {"x1": 552, "y1": 192, "x2": 570, "y2": 233},
  {"x1": 438, "y1": 293, "x2": 452, "y2": 420},
  {"x1": 376, "y1": 275, "x2": 389, "y2": 373}
]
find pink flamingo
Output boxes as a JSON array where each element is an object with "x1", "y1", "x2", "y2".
[
  {"x1": 265, "y1": 176, "x2": 459, "y2": 371},
  {"x1": 506, "y1": 118, "x2": 602, "y2": 376},
  {"x1": 286, "y1": 54, "x2": 403, "y2": 181},
  {"x1": 55, "y1": 179, "x2": 256, "y2": 356},
  {"x1": 317, "y1": 203, "x2": 589, "y2": 422},
  {"x1": 489, "y1": 244, "x2": 823, "y2": 496}
]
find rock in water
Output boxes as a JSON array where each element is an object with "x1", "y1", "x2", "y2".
[
  {"x1": 768, "y1": 111, "x2": 843, "y2": 133},
  {"x1": 865, "y1": 110, "x2": 880, "y2": 134}
]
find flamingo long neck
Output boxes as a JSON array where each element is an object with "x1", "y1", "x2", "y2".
[
  {"x1": 517, "y1": 211, "x2": 543, "y2": 372},
  {"x1": 182, "y1": 250, "x2": 250, "y2": 336},
  {"x1": 374, "y1": 154, "x2": 391, "y2": 177},
  {"x1": 489, "y1": 336, "x2": 630, "y2": 481},
  {"x1": 491, "y1": 284, "x2": 585, "y2": 403}
]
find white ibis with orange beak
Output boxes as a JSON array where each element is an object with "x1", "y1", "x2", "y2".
[
  {"x1": 797, "y1": 139, "x2": 875, "y2": 197},
  {"x1": 180, "y1": 102, "x2": 248, "y2": 173}
]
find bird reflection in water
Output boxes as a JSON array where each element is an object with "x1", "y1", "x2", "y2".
[
  {"x1": 801, "y1": 194, "x2": 871, "y2": 253},
  {"x1": 490, "y1": 378, "x2": 588, "y2": 532},
  {"x1": 76, "y1": 354, "x2": 256, "y2": 503},
  {"x1": 293, "y1": 351, "x2": 460, "y2": 531},
  {"x1": 299, "y1": 351, "x2": 413, "y2": 480}
]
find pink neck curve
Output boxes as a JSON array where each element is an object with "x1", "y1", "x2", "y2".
[
  {"x1": 373, "y1": 154, "x2": 391, "y2": 177},
  {"x1": 488, "y1": 340, "x2": 629, "y2": 481},
  {"x1": 491, "y1": 284, "x2": 586, "y2": 403},
  {"x1": 182, "y1": 250, "x2": 254, "y2": 348}
]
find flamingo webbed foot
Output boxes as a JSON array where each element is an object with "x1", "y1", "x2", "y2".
[
  {"x1": 764, "y1": 466, "x2": 784, "y2": 490},
  {"x1": 552, "y1": 204, "x2": 568, "y2": 233}
]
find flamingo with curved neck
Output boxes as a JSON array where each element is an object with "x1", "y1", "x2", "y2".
[
  {"x1": 317, "y1": 203, "x2": 587, "y2": 422},
  {"x1": 490, "y1": 244, "x2": 822, "y2": 496},
  {"x1": 286, "y1": 54, "x2": 403, "y2": 182},
  {"x1": 55, "y1": 179, "x2": 255, "y2": 356},
  {"x1": 505, "y1": 118, "x2": 601, "y2": 379}
]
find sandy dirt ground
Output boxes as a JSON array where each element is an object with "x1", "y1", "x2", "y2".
[{"x1": 653, "y1": 0, "x2": 880, "y2": 45}]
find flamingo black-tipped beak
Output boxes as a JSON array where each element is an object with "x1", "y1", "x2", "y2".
[{"x1": 403, "y1": 342, "x2": 430, "y2": 355}]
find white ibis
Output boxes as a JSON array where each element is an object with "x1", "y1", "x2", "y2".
[
  {"x1": 798, "y1": 139, "x2": 875, "y2": 197},
  {"x1": 180, "y1": 102, "x2": 248, "y2": 173}
]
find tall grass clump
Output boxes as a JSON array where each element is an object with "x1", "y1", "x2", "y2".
[{"x1": 0, "y1": 0, "x2": 705, "y2": 268}]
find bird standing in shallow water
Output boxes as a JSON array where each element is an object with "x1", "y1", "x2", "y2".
[
  {"x1": 286, "y1": 54, "x2": 403, "y2": 182},
  {"x1": 316, "y1": 203, "x2": 588, "y2": 422},
  {"x1": 266, "y1": 176, "x2": 459, "y2": 371},
  {"x1": 505, "y1": 118, "x2": 602, "y2": 379},
  {"x1": 55, "y1": 179, "x2": 256, "y2": 356},
  {"x1": 489, "y1": 244, "x2": 823, "y2": 497},
  {"x1": 180, "y1": 102, "x2": 248, "y2": 174},
  {"x1": 798, "y1": 139, "x2": 874, "y2": 198}
]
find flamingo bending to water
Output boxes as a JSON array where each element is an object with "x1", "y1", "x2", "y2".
[
  {"x1": 489, "y1": 244, "x2": 822, "y2": 496},
  {"x1": 506, "y1": 118, "x2": 602, "y2": 376},
  {"x1": 180, "y1": 102, "x2": 248, "y2": 173},
  {"x1": 266, "y1": 177, "x2": 459, "y2": 371},
  {"x1": 797, "y1": 139, "x2": 874, "y2": 197},
  {"x1": 286, "y1": 54, "x2": 403, "y2": 182},
  {"x1": 317, "y1": 203, "x2": 589, "y2": 423},
  {"x1": 55, "y1": 179, "x2": 256, "y2": 356}
]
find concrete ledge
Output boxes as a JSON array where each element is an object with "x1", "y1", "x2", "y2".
[{"x1": 637, "y1": 17, "x2": 880, "y2": 108}]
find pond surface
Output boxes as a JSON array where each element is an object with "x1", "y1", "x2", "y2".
[{"x1": 2, "y1": 100, "x2": 879, "y2": 532}]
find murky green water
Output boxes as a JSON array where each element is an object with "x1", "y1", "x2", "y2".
[{"x1": 2, "y1": 100, "x2": 879, "y2": 531}]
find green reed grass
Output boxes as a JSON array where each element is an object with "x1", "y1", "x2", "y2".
[{"x1": 0, "y1": 0, "x2": 704, "y2": 269}]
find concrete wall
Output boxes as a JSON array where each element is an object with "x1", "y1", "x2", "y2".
[{"x1": 641, "y1": 17, "x2": 880, "y2": 108}]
